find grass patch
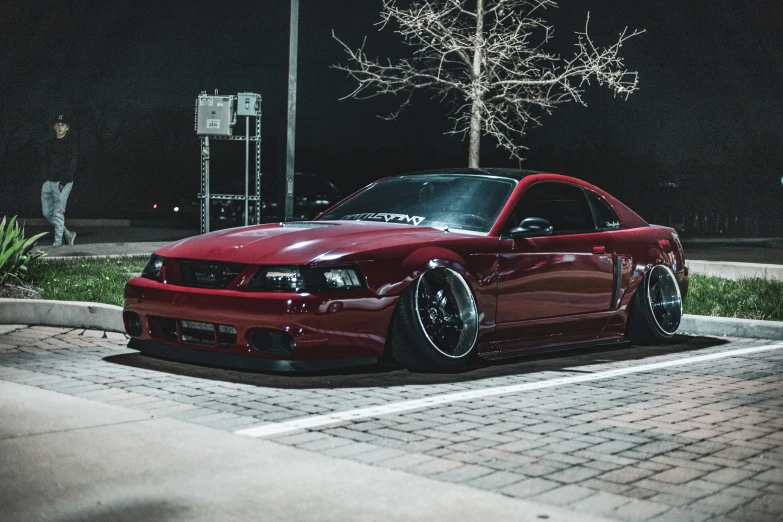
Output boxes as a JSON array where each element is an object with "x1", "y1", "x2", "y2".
[
  {"x1": 684, "y1": 274, "x2": 783, "y2": 321},
  {"x1": 19, "y1": 258, "x2": 783, "y2": 322},
  {"x1": 25, "y1": 256, "x2": 147, "y2": 307}
]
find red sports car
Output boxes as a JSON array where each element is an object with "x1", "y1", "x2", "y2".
[{"x1": 123, "y1": 169, "x2": 687, "y2": 372}]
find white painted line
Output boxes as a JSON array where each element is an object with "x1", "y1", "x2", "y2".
[{"x1": 235, "y1": 343, "x2": 783, "y2": 439}]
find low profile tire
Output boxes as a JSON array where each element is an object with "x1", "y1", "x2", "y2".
[
  {"x1": 626, "y1": 264, "x2": 683, "y2": 344},
  {"x1": 391, "y1": 268, "x2": 479, "y2": 372}
]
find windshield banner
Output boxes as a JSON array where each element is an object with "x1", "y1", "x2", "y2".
[{"x1": 341, "y1": 213, "x2": 425, "y2": 226}]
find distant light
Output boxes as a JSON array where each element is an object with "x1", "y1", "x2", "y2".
[
  {"x1": 153, "y1": 204, "x2": 158, "y2": 209},
  {"x1": 173, "y1": 206, "x2": 180, "y2": 212}
]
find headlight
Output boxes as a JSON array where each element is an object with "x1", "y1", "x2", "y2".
[
  {"x1": 142, "y1": 254, "x2": 165, "y2": 280},
  {"x1": 249, "y1": 265, "x2": 365, "y2": 291}
]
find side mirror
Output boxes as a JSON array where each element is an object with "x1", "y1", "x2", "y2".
[{"x1": 510, "y1": 217, "x2": 553, "y2": 239}]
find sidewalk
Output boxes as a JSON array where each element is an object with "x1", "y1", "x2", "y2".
[
  {"x1": 43, "y1": 241, "x2": 173, "y2": 259},
  {"x1": 19, "y1": 220, "x2": 783, "y2": 263},
  {"x1": 30, "y1": 225, "x2": 197, "y2": 258},
  {"x1": 0, "y1": 379, "x2": 600, "y2": 522},
  {"x1": 25, "y1": 225, "x2": 783, "y2": 279}
]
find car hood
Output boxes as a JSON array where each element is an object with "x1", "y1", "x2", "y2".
[{"x1": 155, "y1": 221, "x2": 468, "y2": 265}]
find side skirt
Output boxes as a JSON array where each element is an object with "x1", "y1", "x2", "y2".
[{"x1": 481, "y1": 337, "x2": 629, "y2": 362}]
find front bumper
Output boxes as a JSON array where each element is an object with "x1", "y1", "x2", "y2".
[{"x1": 123, "y1": 276, "x2": 398, "y2": 368}]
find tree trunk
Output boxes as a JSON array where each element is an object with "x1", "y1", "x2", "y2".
[
  {"x1": 468, "y1": 0, "x2": 484, "y2": 168},
  {"x1": 468, "y1": 100, "x2": 481, "y2": 168}
]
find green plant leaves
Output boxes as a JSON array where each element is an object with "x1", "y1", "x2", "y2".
[{"x1": 0, "y1": 216, "x2": 47, "y2": 285}]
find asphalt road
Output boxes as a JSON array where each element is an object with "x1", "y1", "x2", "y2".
[
  {"x1": 682, "y1": 244, "x2": 783, "y2": 265},
  {"x1": 24, "y1": 224, "x2": 783, "y2": 265}
]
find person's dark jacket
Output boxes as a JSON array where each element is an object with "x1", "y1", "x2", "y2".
[{"x1": 40, "y1": 134, "x2": 78, "y2": 186}]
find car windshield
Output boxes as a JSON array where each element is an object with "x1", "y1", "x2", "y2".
[{"x1": 318, "y1": 174, "x2": 516, "y2": 233}]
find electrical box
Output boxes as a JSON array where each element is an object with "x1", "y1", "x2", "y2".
[
  {"x1": 196, "y1": 95, "x2": 236, "y2": 136},
  {"x1": 237, "y1": 92, "x2": 261, "y2": 117}
]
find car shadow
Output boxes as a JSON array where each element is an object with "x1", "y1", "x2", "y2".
[
  {"x1": 53, "y1": 499, "x2": 190, "y2": 522},
  {"x1": 103, "y1": 335, "x2": 730, "y2": 389}
]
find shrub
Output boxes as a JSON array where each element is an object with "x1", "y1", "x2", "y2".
[{"x1": 0, "y1": 216, "x2": 47, "y2": 285}]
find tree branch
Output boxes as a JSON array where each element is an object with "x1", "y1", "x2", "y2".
[{"x1": 333, "y1": 0, "x2": 643, "y2": 163}]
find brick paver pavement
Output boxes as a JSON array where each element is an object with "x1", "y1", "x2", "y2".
[{"x1": 1, "y1": 324, "x2": 782, "y2": 521}]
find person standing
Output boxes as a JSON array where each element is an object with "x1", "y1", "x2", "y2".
[{"x1": 41, "y1": 114, "x2": 77, "y2": 246}]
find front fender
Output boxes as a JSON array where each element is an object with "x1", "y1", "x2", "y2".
[
  {"x1": 400, "y1": 246, "x2": 468, "y2": 273},
  {"x1": 398, "y1": 248, "x2": 471, "y2": 294},
  {"x1": 396, "y1": 251, "x2": 496, "y2": 350},
  {"x1": 355, "y1": 247, "x2": 497, "y2": 348}
]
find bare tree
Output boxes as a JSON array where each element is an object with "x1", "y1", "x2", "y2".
[{"x1": 333, "y1": 0, "x2": 643, "y2": 167}]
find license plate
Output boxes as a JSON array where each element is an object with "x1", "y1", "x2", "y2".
[{"x1": 181, "y1": 320, "x2": 214, "y2": 332}]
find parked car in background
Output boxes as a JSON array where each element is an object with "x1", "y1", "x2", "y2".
[
  {"x1": 267, "y1": 172, "x2": 341, "y2": 220},
  {"x1": 132, "y1": 172, "x2": 340, "y2": 229},
  {"x1": 131, "y1": 195, "x2": 200, "y2": 228}
]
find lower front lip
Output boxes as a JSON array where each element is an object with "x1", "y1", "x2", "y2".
[{"x1": 126, "y1": 338, "x2": 378, "y2": 372}]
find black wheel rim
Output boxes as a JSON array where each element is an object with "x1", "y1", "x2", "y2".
[
  {"x1": 647, "y1": 265, "x2": 682, "y2": 335},
  {"x1": 414, "y1": 268, "x2": 478, "y2": 358}
]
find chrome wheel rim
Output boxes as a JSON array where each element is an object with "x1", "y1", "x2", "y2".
[
  {"x1": 414, "y1": 268, "x2": 478, "y2": 359},
  {"x1": 646, "y1": 264, "x2": 682, "y2": 335}
]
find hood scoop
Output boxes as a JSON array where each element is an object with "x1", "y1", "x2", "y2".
[{"x1": 279, "y1": 222, "x2": 337, "y2": 229}]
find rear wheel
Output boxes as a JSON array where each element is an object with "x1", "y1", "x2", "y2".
[
  {"x1": 627, "y1": 264, "x2": 683, "y2": 344},
  {"x1": 391, "y1": 268, "x2": 478, "y2": 372}
]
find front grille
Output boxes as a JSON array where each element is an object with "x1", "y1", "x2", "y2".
[
  {"x1": 149, "y1": 317, "x2": 237, "y2": 348},
  {"x1": 181, "y1": 320, "x2": 215, "y2": 345},
  {"x1": 280, "y1": 222, "x2": 337, "y2": 229},
  {"x1": 179, "y1": 260, "x2": 245, "y2": 288}
]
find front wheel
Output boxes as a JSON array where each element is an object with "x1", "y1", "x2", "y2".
[
  {"x1": 391, "y1": 268, "x2": 479, "y2": 372},
  {"x1": 626, "y1": 264, "x2": 683, "y2": 344}
]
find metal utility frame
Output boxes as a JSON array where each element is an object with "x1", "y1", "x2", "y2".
[{"x1": 195, "y1": 91, "x2": 262, "y2": 234}]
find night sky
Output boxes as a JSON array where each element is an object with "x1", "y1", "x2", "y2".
[{"x1": 2, "y1": 0, "x2": 782, "y2": 228}]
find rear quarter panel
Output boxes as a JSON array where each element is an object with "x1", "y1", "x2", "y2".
[{"x1": 610, "y1": 225, "x2": 688, "y2": 315}]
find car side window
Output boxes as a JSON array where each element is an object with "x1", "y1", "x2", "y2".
[
  {"x1": 504, "y1": 182, "x2": 597, "y2": 236},
  {"x1": 584, "y1": 190, "x2": 622, "y2": 231}
]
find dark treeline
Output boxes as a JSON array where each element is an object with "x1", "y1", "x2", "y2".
[
  {"x1": 2, "y1": 108, "x2": 781, "y2": 237},
  {"x1": 3, "y1": 1, "x2": 783, "y2": 236}
]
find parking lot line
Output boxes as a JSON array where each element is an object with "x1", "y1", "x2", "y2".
[{"x1": 235, "y1": 342, "x2": 783, "y2": 439}]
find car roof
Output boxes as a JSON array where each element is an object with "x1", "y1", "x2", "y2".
[{"x1": 398, "y1": 168, "x2": 545, "y2": 180}]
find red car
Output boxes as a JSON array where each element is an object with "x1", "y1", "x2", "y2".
[{"x1": 123, "y1": 169, "x2": 687, "y2": 372}]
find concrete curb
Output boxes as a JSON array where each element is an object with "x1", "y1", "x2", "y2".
[
  {"x1": 39, "y1": 241, "x2": 166, "y2": 259},
  {"x1": 681, "y1": 237, "x2": 782, "y2": 245},
  {"x1": 687, "y1": 259, "x2": 783, "y2": 281},
  {"x1": 0, "y1": 299, "x2": 124, "y2": 333},
  {"x1": 679, "y1": 314, "x2": 783, "y2": 340},
  {"x1": 3, "y1": 298, "x2": 783, "y2": 343}
]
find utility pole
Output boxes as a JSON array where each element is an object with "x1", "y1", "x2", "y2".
[{"x1": 284, "y1": 0, "x2": 299, "y2": 218}]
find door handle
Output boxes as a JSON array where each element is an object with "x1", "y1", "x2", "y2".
[{"x1": 592, "y1": 245, "x2": 606, "y2": 255}]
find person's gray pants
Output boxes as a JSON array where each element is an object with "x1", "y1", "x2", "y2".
[{"x1": 41, "y1": 181, "x2": 73, "y2": 246}]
